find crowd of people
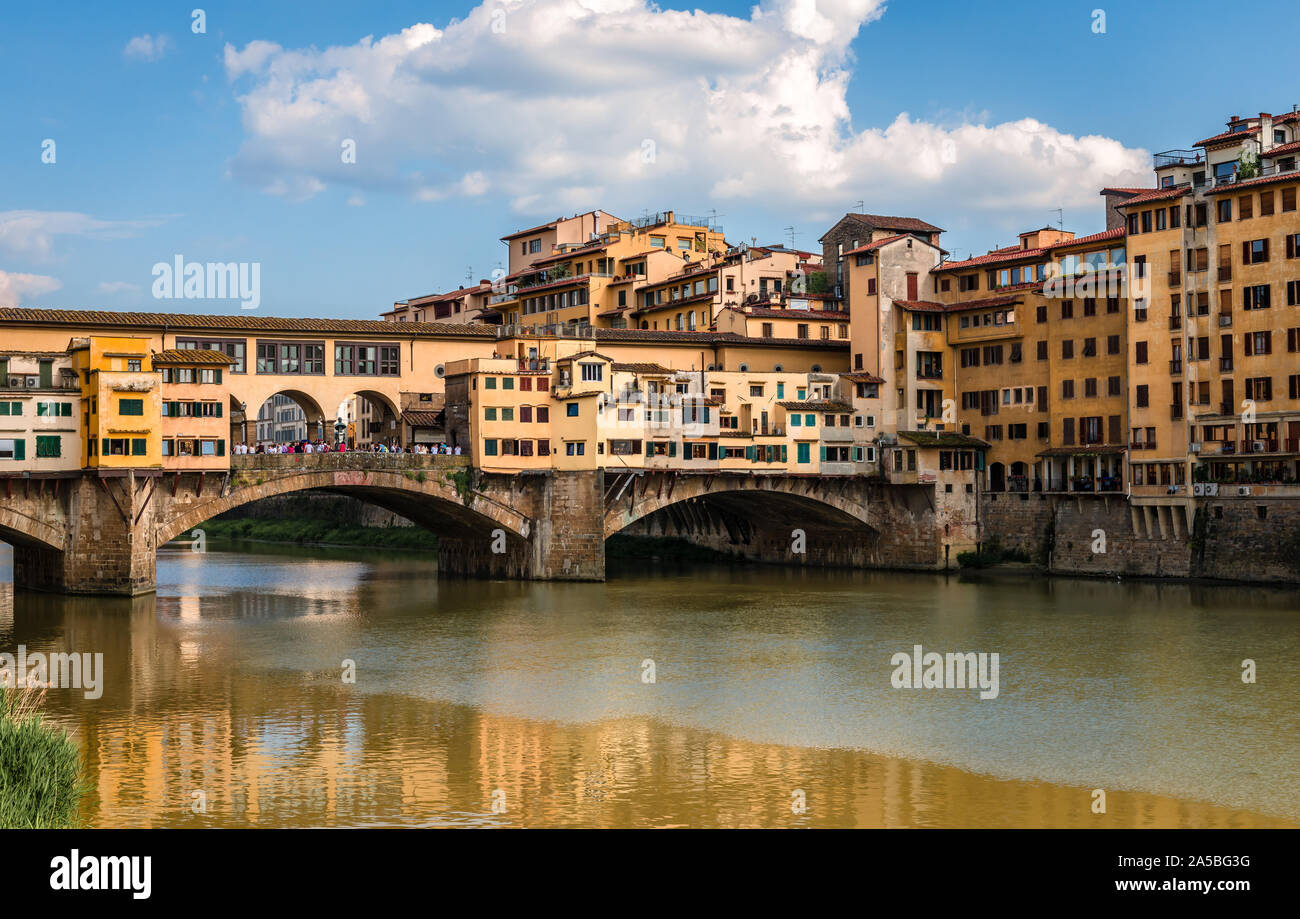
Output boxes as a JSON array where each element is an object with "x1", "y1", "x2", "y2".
[{"x1": 232, "y1": 440, "x2": 462, "y2": 455}]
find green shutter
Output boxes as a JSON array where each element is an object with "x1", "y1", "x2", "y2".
[
  {"x1": 132, "y1": 438, "x2": 147, "y2": 456},
  {"x1": 215, "y1": 402, "x2": 223, "y2": 418},
  {"x1": 217, "y1": 439, "x2": 225, "y2": 456},
  {"x1": 102, "y1": 438, "x2": 109, "y2": 455},
  {"x1": 708, "y1": 443, "x2": 717, "y2": 460},
  {"x1": 820, "y1": 445, "x2": 827, "y2": 462},
  {"x1": 781, "y1": 445, "x2": 787, "y2": 462},
  {"x1": 669, "y1": 441, "x2": 677, "y2": 457},
  {"x1": 14, "y1": 438, "x2": 24, "y2": 461}
]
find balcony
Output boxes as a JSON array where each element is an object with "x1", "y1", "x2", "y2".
[
  {"x1": 1153, "y1": 149, "x2": 1203, "y2": 169},
  {"x1": 1240, "y1": 439, "x2": 1280, "y2": 454},
  {"x1": 516, "y1": 358, "x2": 551, "y2": 373},
  {"x1": 1219, "y1": 357, "x2": 1234, "y2": 372},
  {"x1": 1217, "y1": 312, "x2": 1232, "y2": 327},
  {"x1": 1168, "y1": 359, "x2": 1182, "y2": 374},
  {"x1": 1168, "y1": 313, "x2": 1182, "y2": 330},
  {"x1": 1288, "y1": 438, "x2": 1300, "y2": 453}
]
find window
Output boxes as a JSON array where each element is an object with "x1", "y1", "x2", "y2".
[
  {"x1": 334, "y1": 343, "x2": 399, "y2": 375},
  {"x1": 566, "y1": 403, "x2": 579, "y2": 417},
  {"x1": 119, "y1": 398, "x2": 144, "y2": 416},
  {"x1": 566, "y1": 442, "x2": 585, "y2": 456},
  {"x1": 1243, "y1": 285, "x2": 1271, "y2": 310},
  {"x1": 1243, "y1": 239, "x2": 1269, "y2": 264},
  {"x1": 1136, "y1": 385, "x2": 1149, "y2": 408},
  {"x1": 35, "y1": 435, "x2": 60, "y2": 458},
  {"x1": 1135, "y1": 342, "x2": 1148, "y2": 364},
  {"x1": 580, "y1": 362, "x2": 603, "y2": 382},
  {"x1": 0, "y1": 438, "x2": 23, "y2": 460}
]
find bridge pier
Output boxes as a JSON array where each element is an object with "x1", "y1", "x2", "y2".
[
  {"x1": 12, "y1": 473, "x2": 158, "y2": 595},
  {"x1": 436, "y1": 469, "x2": 606, "y2": 581}
]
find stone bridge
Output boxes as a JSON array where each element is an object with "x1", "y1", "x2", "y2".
[{"x1": 3, "y1": 456, "x2": 947, "y2": 595}]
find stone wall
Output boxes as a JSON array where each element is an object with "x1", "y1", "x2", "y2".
[{"x1": 980, "y1": 492, "x2": 1300, "y2": 584}]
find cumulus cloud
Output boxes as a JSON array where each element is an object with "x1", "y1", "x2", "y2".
[
  {"x1": 0, "y1": 270, "x2": 62, "y2": 308},
  {"x1": 0, "y1": 210, "x2": 165, "y2": 261},
  {"x1": 220, "y1": 0, "x2": 1149, "y2": 234},
  {"x1": 124, "y1": 33, "x2": 171, "y2": 62}
]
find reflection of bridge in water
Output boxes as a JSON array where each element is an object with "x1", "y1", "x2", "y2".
[{"x1": 3, "y1": 453, "x2": 941, "y2": 595}]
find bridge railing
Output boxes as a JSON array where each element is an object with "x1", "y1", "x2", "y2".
[{"x1": 232, "y1": 453, "x2": 471, "y2": 473}]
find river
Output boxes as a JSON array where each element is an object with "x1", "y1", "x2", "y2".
[{"x1": 1, "y1": 541, "x2": 1296, "y2": 828}]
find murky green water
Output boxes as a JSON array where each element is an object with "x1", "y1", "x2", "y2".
[{"x1": 1, "y1": 542, "x2": 1296, "y2": 827}]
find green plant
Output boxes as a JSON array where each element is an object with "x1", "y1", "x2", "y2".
[
  {"x1": 0, "y1": 684, "x2": 86, "y2": 828},
  {"x1": 447, "y1": 467, "x2": 477, "y2": 504},
  {"x1": 1237, "y1": 149, "x2": 1260, "y2": 180}
]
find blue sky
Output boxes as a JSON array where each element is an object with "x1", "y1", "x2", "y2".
[{"x1": 2, "y1": 0, "x2": 1297, "y2": 318}]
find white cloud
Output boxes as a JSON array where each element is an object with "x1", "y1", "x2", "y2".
[
  {"x1": 97, "y1": 280, "x2": 141, "y2": 296},
  {"x1": 124, "y1": 33, "x2": 171, "y2": 62},
  {"x1": 220, "y1": 0, "x2": 1149, "y2": 234},
  {"x1": 0, "y1": 210, "x2": 166, "y2": 261},
  {"x1": 0, "y1": 270, "x2": 62, "y2": 308}
]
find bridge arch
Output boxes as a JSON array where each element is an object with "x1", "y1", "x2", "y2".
[
  {"x1": 0, "y1": 503, "x2": 66, "y2": 553},
  {"x1": 155, "y1": 461, "x2": 530, "y2": 548},
  {"x1": 603, "y1": 472, "x2": 877, "y2": 540}
]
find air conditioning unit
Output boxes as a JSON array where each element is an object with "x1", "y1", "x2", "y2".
[
  {"x1": 1237, "y1": 486, "x2": 1252, "y2": 496},
  {"x1": 1189, "y1": 442, "x2": 1202, "y2": 453},
  {"x1": 1251, "y1": 441, "x2": 1266, "y2": 452}
]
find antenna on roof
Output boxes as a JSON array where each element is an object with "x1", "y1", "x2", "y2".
[
  {"x1": 855, "y1": 200, "x2": 864, "y2": 212},
  {"x1": 466, "y1": 265, "x2": 474, "y2": 285},
  {"x1": 708, "y1": 208, "x2": 725, "y2": 230},
  {"x1": 784, "y1": 226, "x2": 799, "y2": 249},
  {"x1": 1051, "y1": 208, "x2": 1064, "y2": 232}
]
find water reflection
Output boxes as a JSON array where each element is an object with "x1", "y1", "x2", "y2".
[{"x1": 0, "y1": 541, "x2": 1296, "y2": 828}]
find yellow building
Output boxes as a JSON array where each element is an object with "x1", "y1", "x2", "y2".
[
  {"x1": 1110, "y1": 107, "x2": 1300, "y2": 512},
  {"x1": 70, "y1": 336, "x2": 162, "y2": 469},
  {"x1": 930, "y1": 226, "x2": 1129, "y2": 493},
  {"x1": 445, "y1": 334, "x2": 874, "y2": 476},
  {"x1": 491, "y1": 211, "x2": 728, "y2": 329},
  {"x1": 154, "y1": 349, "x2": 237, "y2": 470}
]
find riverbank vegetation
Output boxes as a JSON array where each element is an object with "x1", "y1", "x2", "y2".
[
  {"x1": 956, "y1": 538, "x2": 1033, "y2": 569},
  {"x1": 195, "y1": 517, "x2": 441, "y2": 551},
  {"x1": 0, "y1": 684, "x2": 85, "y2": 828}
]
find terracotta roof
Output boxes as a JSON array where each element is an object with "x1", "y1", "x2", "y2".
[
  {"x1": 1195, "y1": 124, "x2": 1257, "y2": 148},
  {"x1": 1052, "y1": 226, "x2": 1127, "y2": 249},
  {"x1": 894, "y1": 299, "x2": 946, "y2": 313},
  {"x1": 840, "y1": 372, "x2": 885, "y2": 384},
  {"x1": 936, "y1": 245, "x2": 1050, "y2": 271},
  {"x1": 589, "y1": 328, "x2": 849, "y2": 349},
  {"x1": 611, "y1": 362, "x2": 673, "y2": 374},
  {"x1": 730, "y1": 307, "x2": 848, "y2": 321},
  {"x1": 778, "y1": 400, "x2": 853, "y2": 412},
  {"x1": 1261, "y1": 141, "x2": 1300, "y2": 158},
  {"x1": 500, "y1": 219, "x2": 560, "y2": 241},
  {"x1": 152, "y1": 348, "x2": 236, "y2": 365},
  {"x1": 407, "y1": 283, "x2": 491, "y2": 305},
  {"x1": 821, "y1": 213, "x2": 944, "y2": 241},
  {"x1": 1106, "y1": 185, "x2": 1189, "y2": 206},
  {"x1": 897, "y1": 431, "x2": 990, "y2": 448},
  {"x1": 842, "y1": 233, "x2": 907, "y2": 257},
  {"x1": 0, "y1": 308, "x2": 497, "y2": 338},
  {"x1": 1205, "y1": 170, "x2": 1300, "y2": 195},
  {"x1": 925, "y1": 294, "x2": 1025, "y2": 314},
  {"x1": 402, "y1": 410, "x2": 444, "y2": 427}
]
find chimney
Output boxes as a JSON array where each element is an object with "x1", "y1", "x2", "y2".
[{"x1": 1261, "y1": 112, "x2": 1275, "y2": 151}]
